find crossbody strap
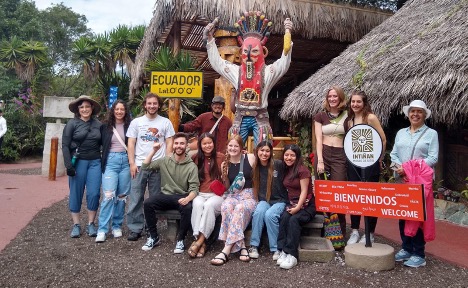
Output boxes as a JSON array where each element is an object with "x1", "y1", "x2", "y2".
[
  {"x1": 112, "y1": 127, "x2": 127, "y2": 151},
  {"x1": 239, "y1": 154, "x2": 244, "y2": 173},
  {"x1": 209, "y1": 115, "x2": 223, "y2": 134},
  {"x1": 410, "y1": 127, "x2": 428, "y2": 159}
]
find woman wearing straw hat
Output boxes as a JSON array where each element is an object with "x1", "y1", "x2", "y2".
[
  {"x1": 390, "y1": 99, "x2": 439, "y2": 268},
  {"x1": 62, "y1": 95, "x2": 103, "y2": 238}
]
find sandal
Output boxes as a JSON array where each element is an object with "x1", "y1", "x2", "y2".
[
  {"x1": 196, "y1": 243, "x2": 206, "y2": 258},
  {"x1": 187, "y1": 241, "x2": 200, "y2": 258},
  {"x1": 210, "y1": 251, "x2": 229, "y2": 266},
  {"x1": 239, "y1": 247, "x2": 251, "y2": 262}
]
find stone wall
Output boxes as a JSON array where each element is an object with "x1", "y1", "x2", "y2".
[{"x1": 434, "y1": 199, "x2": 467, "y2": 226}]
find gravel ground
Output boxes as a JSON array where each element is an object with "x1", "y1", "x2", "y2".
[
  {"x1": 0, "y1": 167, "x2": 42, "y2": 175},
  {"x1": 0, "y1": 197, "x2": 467, "y2": 288}
]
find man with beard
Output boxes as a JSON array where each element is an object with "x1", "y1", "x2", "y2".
[
  {"x1": 140, "y1": 132, "x2": 199, "y2": 254},
  {"x1": 179, "y1": 96, "x2": 232, "y2": 153},
  {"x1": 126, "y1": 92, "x2": 175, "y2": 241},
  {"x1": 204, "y1": 12, "x2": 293, "y2": 146}
]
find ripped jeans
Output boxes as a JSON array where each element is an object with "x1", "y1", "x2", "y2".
[{"x1": 98, "y1": 152, "x2": 131, "y2": 234}]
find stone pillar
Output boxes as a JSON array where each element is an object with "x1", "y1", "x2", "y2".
[{"x1": 42, "y1": 96, "x2": 74, "y2": 177}]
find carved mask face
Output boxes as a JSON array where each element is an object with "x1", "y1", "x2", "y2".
[{"x1": 241, "y1": 37, "x2": 265, "y2": 65}]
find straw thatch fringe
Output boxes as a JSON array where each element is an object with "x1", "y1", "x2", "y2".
[
  {"x1": 280, "y1": 0, "x2": 468, "y2": 126},
  {"x1": 129, "y1": 0, "x2": 392, "y2": 100}
]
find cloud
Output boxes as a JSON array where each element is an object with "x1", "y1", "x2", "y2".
[{"x1": 34, "y1": 0, "x2": 154, "y2": 34}]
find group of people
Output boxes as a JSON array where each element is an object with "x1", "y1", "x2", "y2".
[
  {"x1": 62, "y1": 86, "x2": 438, "y2": 270},
  {"x1": 314, "y1": 86, "x2": 438, "y2": 268}
]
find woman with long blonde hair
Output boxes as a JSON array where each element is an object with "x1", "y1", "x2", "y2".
[{"x1": 210, "y1": 135, "x2": 256, "y2": 266}]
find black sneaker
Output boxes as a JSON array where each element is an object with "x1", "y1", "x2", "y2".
[
  {"x1": 127, "y1": 231, "x2": 142, "y2": 241},
  {"x1": 142, "y1": 236, "x2": 161, "y2": 251}
]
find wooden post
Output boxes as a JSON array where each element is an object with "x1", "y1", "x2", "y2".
[
  {"x1": 49, "y1": 137, "x2": 58, "y2": 181},
  {"x1": 168, "y1": 21, "x2": 182, "y2": 131},
  {"x1": 213, "y1": 29, "x2": 240, "y2": 122}
]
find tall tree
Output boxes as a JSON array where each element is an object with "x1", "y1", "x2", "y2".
[{"x1": 39, "y1": 3, "x2": 90, "y2": 68}]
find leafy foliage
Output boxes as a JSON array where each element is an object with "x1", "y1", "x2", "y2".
[
  {"x1": 1, "y1": 89, "x2": 45, "y2": 161},
  {"x1": 291, "y1": 120, "x2": 314, "y2": 175}
]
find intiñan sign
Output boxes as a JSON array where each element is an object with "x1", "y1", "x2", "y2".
[
  {"x1": 150, "y1": 71, "x2": 203, "y2": 98},
  {"x1": 315, "y1": 180, "x2": 426, "y2": 221},
  {"x1": 344, "y1": 124, "x2": 383, "y2": 168}
]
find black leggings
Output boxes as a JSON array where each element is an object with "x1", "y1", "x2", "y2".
[{"x1": 347, "y1": 161, "x2": 380, "y2": 232}]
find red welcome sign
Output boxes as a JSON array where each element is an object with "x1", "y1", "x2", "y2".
[{"x1": 315, "y1": 180, "x2": 426, "y2": 221}]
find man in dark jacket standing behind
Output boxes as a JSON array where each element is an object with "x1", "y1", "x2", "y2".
[{"x1": 179, "y1": 96, "x2": 232, "y2": 153}]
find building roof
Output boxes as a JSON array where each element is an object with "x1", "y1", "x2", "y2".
[
  {"x1": 280, "y1": 0, "x2": 468, "y2": 126},
  {"x1": 129, "y1": 0, "x2": 392, "y2": 100}
]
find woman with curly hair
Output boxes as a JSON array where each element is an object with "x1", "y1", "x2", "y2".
[{"x1": 95, "y1": 100, "x2": 132, "y2": 242}]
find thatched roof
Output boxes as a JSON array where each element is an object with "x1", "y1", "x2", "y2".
[
  {"x1": 129, "y1": 0, "x2": 392, "y2": 100},
  {"x1": 280, "y1": 0, "x2": 468, "y2": 126}
]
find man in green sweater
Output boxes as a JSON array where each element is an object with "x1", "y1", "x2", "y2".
[{"x1": 141, "y1": 132, "x2": 199, "y2": 253}]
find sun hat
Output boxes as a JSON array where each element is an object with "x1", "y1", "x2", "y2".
[
  {"x1": 212, "y1": 96, "x2": 225, "y2": 104},
  {"x1": 68, "y1": 95, "x2": 101, "y2": 115},
  {"x1": 402, "y1": 100, "x2": 431, "y2": 119}
]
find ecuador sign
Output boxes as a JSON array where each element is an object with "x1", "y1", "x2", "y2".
[
  {"x1": 315, "y1": 180, "x2": 426, "y2": 221},
  {"x1": 150, "y1": 71, "x2": 203, "y2": 98}
]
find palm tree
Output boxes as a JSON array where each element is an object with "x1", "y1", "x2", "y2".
[
  {"x1": 0, "y1": 36, "x2": 48, "y2": 84},
  {"x1": 71, "y1": 36, "x2": 95, "y2": 79},
  {"x1": 0, "y1": 36, "x2": 25, "y2": 77},
  {"x1": 92, "y1": 33, "x2": 113, "y2": 77},
  {"x1": 20, "y1": 40, "x2": 48, "y2": 82},
  {"x1": 109, "y1": 25, "x2": 141, "y2": 76}
]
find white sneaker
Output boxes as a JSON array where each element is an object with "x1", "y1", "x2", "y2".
[
  {"x1": 248, "y1": 246, "x2": 259, "y2": 259},
  {"x1": 112, "y1": 229, "x2": 123, "y2": 238},
  {"x1": 280, "y1": 254, "x2": 298, "y2": 269},
  {"x1": 173, "y1": 240, "x2": 185, "y2": 254},
  {"x1": 276, "y1": 251, "x2": 288, "y2": 265},
  {"x1": 95, "y1": 232, "x2": 106, "y2": 243},
  {"x1": 272, "y1": 251, "x2": 281, "y2": 261},
  {"x1": 347, "y1": 230, "x2": 360, "y2": 245},
  {"x1": 359, "y1": 233, "x2": 375, "y2": 244}
]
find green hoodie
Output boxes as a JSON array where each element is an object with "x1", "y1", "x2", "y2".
[{"x1": 142, "y1": 154, "x2": 199, "y2": 196}]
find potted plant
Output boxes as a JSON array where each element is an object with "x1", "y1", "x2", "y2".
[
  {"x1": 450, "y1": 191, "x2": 461, "y2": 203},
  {"x1": 443, "y1": 189, "x2": 452, "y2": 201},
  {"x1": 460, "y1": 177, "x2": 468, "y2": 203},
  {"x1": 433, "y1": 179, "x2": 445, "y2": 199}
]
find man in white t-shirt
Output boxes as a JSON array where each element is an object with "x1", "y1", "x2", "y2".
[{"x1": 126, "y1": 93, "x2": 175, "y2": 241}]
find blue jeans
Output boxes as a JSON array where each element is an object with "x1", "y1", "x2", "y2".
[
  {"x1": 239, "y1": 116, "x2": 259, "y2": 146},
  {"x1": 69, "y1": 158, "x2": 101, "y2": 213},
  {"x1": 126, "y1": 167, "x2": 161, "y2": 233},
  {"x1": 250, "y1": 201, "x2": 286, "y2": 252},
  {"x1": 98, "y1": 152, "x2": 130, "y2": 234},
  {"x1": 399, "y1": 219, "x2": 426, "y2": 258}
]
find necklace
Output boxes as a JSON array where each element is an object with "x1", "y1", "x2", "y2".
[{"x1": 327, "y1": 111, "x2": 339, "y2": 120}]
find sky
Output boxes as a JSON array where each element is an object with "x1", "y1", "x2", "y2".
[{"x1": 34, "y1": 0, "x2": 155, "y2": 34}]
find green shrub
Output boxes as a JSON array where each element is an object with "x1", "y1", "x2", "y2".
[{"x1": 1, "y1": 91, "x2": 46, "y2": 162}]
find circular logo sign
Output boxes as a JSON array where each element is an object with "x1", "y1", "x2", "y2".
[{"x1": 344, "y1": 124, "x2": 383, "y2": 168}]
